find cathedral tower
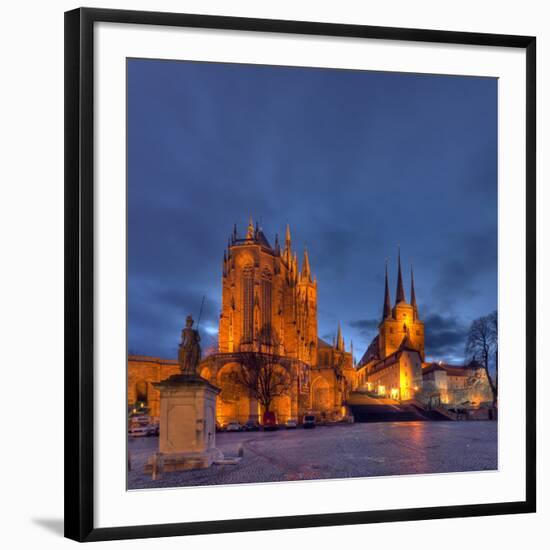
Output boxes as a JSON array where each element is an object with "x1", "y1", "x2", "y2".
[
  {"x1": 378, "y1": 250, "x2": 425, "y2": 360},
  {"x1": 218, "y1": 220, "x2": 318, "y2": 364},
  {"x1": 296, "y1": 247, "x2": 318, "y2": 364}
]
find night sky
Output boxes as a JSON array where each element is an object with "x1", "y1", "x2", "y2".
[{"x1": 127, "y1": 59, "x2": 497, "y2": 364}]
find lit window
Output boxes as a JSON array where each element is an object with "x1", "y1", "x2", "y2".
[
  {"x1": 260, "y1": 270, "x2": 272, "y2": 343},
  {"x1": 242, "y1": 266, "x2": 254, "y2": 343}
]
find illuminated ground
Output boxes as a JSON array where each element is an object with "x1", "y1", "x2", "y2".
[{"x1": 127, "y1": 421, "x2": 497, "y2": 490}]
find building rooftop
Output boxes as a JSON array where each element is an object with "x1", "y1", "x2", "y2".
[
  {"x1": 422, "y1": 362, "x2": 477, "y2": 377},
  {"x1": 128, "y1": 355, "x2": 178, "y2": 365}
]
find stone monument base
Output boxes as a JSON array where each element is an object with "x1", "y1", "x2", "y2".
[
  {"x1": 145, "y1": 373, "x2": 221, "y2": 477},
  {"x1": 144, "y1": 447, "x2": 224, "y2": 474}
]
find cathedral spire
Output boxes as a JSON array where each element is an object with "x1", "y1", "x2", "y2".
[
  {"x1": 285, "y1": 224, "x2": 292, "y2": 249},
  {"x1": 336, "y1": 322, "x2": 344, "y2": 351},
  {"x1": 382, "y1": 259, "x2": 392, "y2": 320},
  {"x1": 246, "y1": 216, "x2": 254, "y2": 239},
  {"x1": 395, "y1": 246, "x2": 406, "y2": 305},
  {"x1": 411, "y1": 265, "x2": 418, "y2": 319},
  {"x1": 301, "y1": 248, "x2": 312, "y2": 282},
  {"x1": 284, "y1": 224, "x2": 292, "y2": 265}
]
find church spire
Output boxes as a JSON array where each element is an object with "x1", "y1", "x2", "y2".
[
  {"x1": 285, "y1": 224, "x2": 292, "y2": 249},
  {"x1": 246, "y1": 216, "x2": 254, "y2": 239},
  {"x1": 382, "y1": 259, "x2": 392, "y2": 319},
  {"x1": 301, "y1": 248, "x2": 312, "y2": 282},
  {"x1": 284, "y1": 224, "x2": 293, "y2": 266},
  {"x1": 395, "y1": 247, "x2": 406, "y2": 304},
  {"x1": 411, "y1": 265, "x2": 418, "y2": 319},
  {"x1": 336, "y1": 322, "x2": 344, "y2": 351}
]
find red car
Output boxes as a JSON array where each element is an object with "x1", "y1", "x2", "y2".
[{"x1": 262, "y1": 411, "x2": 279, "y2": 431}]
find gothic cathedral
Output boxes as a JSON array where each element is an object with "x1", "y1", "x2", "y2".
[
  {"x1": 199, "y1": 218, "x2": 356, "y2": 424},
  {"x1": 127, "y1": 219, "x2": 494, "y2": 423}
]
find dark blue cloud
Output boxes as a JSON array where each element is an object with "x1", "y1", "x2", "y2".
[
  {"x1": 128, "y1": 59, "x2": 497, "y2": 363},
  {"x1": 423, "y1": 313, "x2": 469, "y2": 363}
]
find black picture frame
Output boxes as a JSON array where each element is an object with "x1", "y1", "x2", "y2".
[{"x1": 65, "y1": 7, "x2": 537, "y2": 543}]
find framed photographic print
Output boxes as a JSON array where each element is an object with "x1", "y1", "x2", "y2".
[{"x1": 65, "y1": 7, "x2": 536, "y2": 542}]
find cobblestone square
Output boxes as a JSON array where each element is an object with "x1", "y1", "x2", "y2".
[{"x1": 128, "y1": 421, "x2": 497, "y2": 490}]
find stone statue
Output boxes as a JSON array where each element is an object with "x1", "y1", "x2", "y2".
[{"x1": 178, "y1": 315, "x2": 201, "y2": 376}]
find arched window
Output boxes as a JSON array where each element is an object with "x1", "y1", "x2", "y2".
[
  {"x1": 242, "y1": 265, "x2": 254, "y2": 343},
  {"x1": 135, "y1": 380, "x2": 147, "y2": 404},
  {"x1": 261, "y1": 269, "x2": 272, "y2": 343}
]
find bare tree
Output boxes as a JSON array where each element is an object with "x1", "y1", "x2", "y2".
[
  {"x1": 465, "y1": 311, "x2": 498, "y2": 407},
  {"x1": 488, "y1": 310, "x2": 498, "y2": 393},
  {"x1": 231, "y1": 330, "x2": 292, "y2": 414}
]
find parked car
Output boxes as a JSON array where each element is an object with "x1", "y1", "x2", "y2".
[
  {"x1": 129, "y1": 424, "x2": 150, "y2": 437},
  {"x1": 225, "y1": 421, "x2": 242, "y2": 432},
  {"x1": 243, "y1": 421, "x2": 260, "y2": 431},
  {"x1": 303, "y1": 414, "x2": 316, "y2": 429},
  {"x1": 215, "y1": 422, "x2": 226, "y2": 432},
  {"x1": 262, "y1": 411, "x2": 279, "y2": 431},
  {"x1": 285, "y1": 419, "x2": 298, "y2": 429},
  {"x1": 129, "y1": 414, "x2": 157, "y2": 437}
]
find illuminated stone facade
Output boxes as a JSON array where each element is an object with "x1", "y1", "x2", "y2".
[
  {"x1": 127, "y1": 356, "x2": 179, "y2": 418},
  {"x1": 204, "y1": 220, "x2": 355, "y2": 424},
  {"x1": 422, "y1": 361, "x2": 494, "y2": 408},
  {"x1": 129, "y1": 220, "x2": 355, "y2": 425},
  {"x1": 127, "y1": 231, "x2": 494, "y2": 422},
  {"x1": 218, "y1": 219, "x2": 318, "y2": 362},
  {"x1": 356, "y1": 254, "x2": 493, "y2": 407}
]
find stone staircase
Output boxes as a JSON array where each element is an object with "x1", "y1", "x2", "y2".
[
  {"x1": 403, "y1": 400, "x2": 457, "y2": 421},
  {"x1": 347, "y1": 391, "x2": 456, "y2": 423}
]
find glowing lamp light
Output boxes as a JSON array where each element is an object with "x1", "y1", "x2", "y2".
[{"x1": 378, "y1": 385, "x2": 386, "y2": 396}]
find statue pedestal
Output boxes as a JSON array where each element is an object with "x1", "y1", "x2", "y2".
[{"x1": 145, "y1": 374, "x2": 222, "y2": 473}]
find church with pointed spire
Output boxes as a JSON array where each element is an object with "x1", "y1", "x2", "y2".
[
  {"x1": 377, "y1": 250, "x2": 425, "y2": 362},
  {"x1": 355, "y1": 251, "x2": 425, "y2": 400},
  {"x1": 127, "y1": 223, "x2": 494, "y2": 422}
]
